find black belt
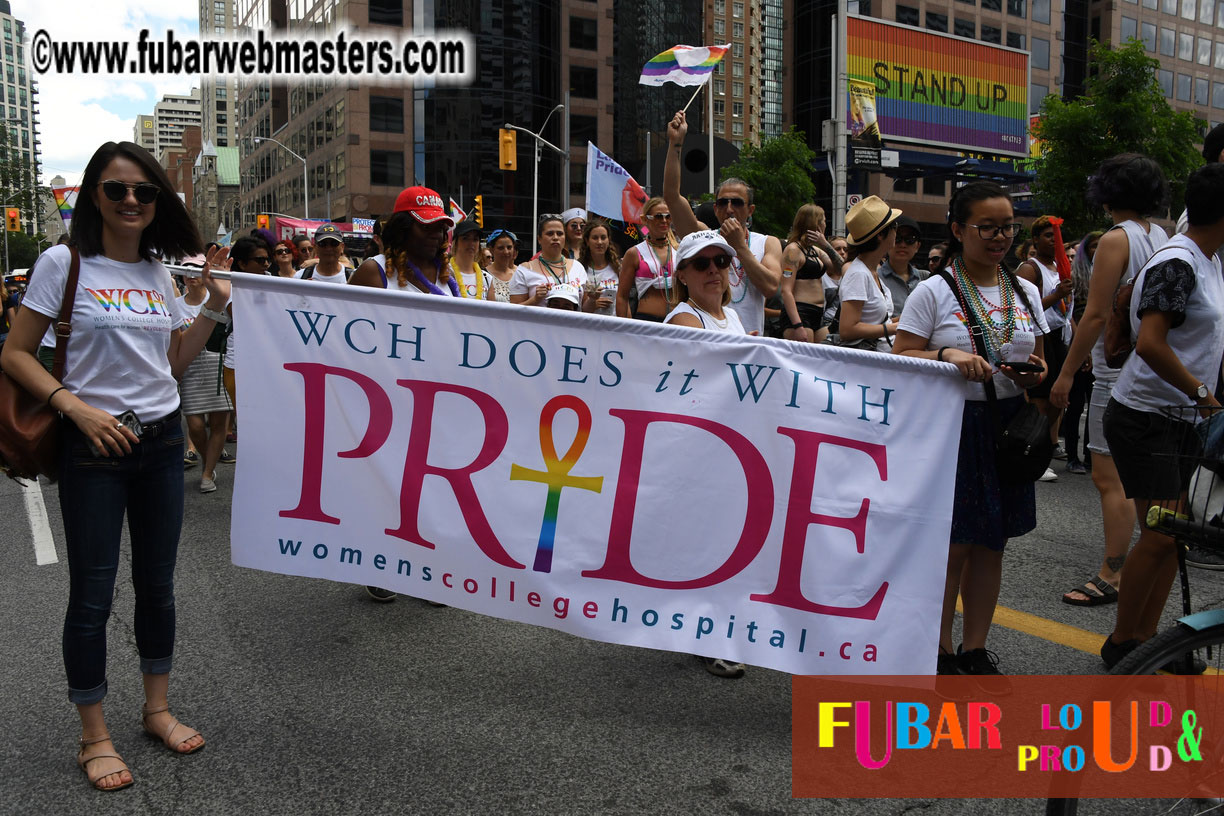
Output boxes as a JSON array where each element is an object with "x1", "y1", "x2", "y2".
[{"x1": 134, "y1": 409, "x2": 181, "y2": 439}]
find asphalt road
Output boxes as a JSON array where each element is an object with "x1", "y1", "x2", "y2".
[{"x1": 3, "y1": 451, "x2": 1222, "y2": 816}]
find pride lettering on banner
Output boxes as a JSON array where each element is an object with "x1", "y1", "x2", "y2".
[{"x1": 230, "y1": 276, "x2": 965, "y2": 675}]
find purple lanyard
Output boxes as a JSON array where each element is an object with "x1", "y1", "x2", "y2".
[{"x1": 404, "y1": 257, "x2": 460, "y2": 296}]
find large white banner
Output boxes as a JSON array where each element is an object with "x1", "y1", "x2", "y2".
[{"x1": 231, "y1": 276, "x2": 965, "y2": 675}]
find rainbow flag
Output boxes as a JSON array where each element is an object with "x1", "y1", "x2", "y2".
[
  {"x1": 52, "y1": 185, "x2": 78, "y2": 231},
  {"x1": 639, "y1": 45, "x2": 729, "y2": 87}
]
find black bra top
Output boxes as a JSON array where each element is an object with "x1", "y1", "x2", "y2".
[{"x1": 796, "y1": 250, "x2": 824, "y2": 280}]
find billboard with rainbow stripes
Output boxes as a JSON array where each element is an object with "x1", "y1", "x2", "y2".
[{"x1": 848, "y1": 15, "x2": 1030, "y2": 157}]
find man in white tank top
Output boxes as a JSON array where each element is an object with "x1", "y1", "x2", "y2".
[
  {"x1": 1017, "y1": 215, "x2": 1076, "y2": 469},
  {"x1": 663, "y1": 110, "x2": 782, "y2": 336}
]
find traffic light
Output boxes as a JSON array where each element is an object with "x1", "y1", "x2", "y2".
[
  {"x1": 498, "y1": 128, "x2": 517, "y2": 171},
  {"x1": 5, "y1": 208, "x2": 19, "y2": 232},
  {"x1": 474, "y1": 195, "x2": 484, "y2": 228},
  {"x1": 256, "y1": 214, "x2": 270, "y2": 230}
]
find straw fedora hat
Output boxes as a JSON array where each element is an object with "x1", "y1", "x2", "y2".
[{"x1": 845, "y1": 195, "x2": 903, "y2": 246}]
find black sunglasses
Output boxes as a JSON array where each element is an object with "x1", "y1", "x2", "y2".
[
  {"x1": 895, "y1": 234, "x2": 919, "y2": 245},
  {"x1": 100, "y1": 179, "x2": 160, "y2": 204},
  {"x1": 715, "y1": 197, "x2": 746, "y2": 208},
  {"x1": 687, "y1": 254, "x2": 732, "y2": 271},
  {"x1": 248, "y1": 255, "x2": 271, "y2": 265}
]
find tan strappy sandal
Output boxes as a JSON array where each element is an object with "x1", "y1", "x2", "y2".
[
  {"x1": 141, "y1": 705, "x2": 205, "y2": 754},
  {"x1": 77, "y1": 734, "x2": 134, "y2": 792}
]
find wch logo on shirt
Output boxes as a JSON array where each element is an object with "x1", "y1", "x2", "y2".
[{"x1": 85, "y1": 288, "x2": 170, "y2": 316}]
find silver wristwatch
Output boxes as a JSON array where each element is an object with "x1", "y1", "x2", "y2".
[
  {"x1": 1191, "y1": 383, "x2": 1209, "y2": 402},
  {"x1": 199, "y1": 307, "x2": 230, "y2": 325}
]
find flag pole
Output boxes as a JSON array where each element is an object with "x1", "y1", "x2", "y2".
[
  {"x1": 708, "y1": 78, "x2": 714, "y2": 193},
  {"x1": 680, "y1": 82, "x2": 704, "y2": 113}
]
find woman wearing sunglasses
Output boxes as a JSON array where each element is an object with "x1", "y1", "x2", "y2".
[
  {"x1": 837, "y1": 196, "x2": 902, "y2": 352},
  {"x1": 616, "y1": 197, "x2": 677, "y2": 321},
  {"x1": 2, "y1": 142, "x2": 228, "y2": 791},
  {"x1": 271, "y1": 240, "x2": 299, "y2": 277},
  {"x1": 664, "y1": 230, "x2": 746, "y2": 335},
  {"x1": 485, "y1": 228, "x2": 519, "y2": 302}
]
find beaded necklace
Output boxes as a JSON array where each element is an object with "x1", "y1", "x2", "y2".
[
  {"x1": 646, "y1": 240, "x2": 674, "y2": 290},
  {"x1": 688, "y1": 298, "x2": 729, "y2": 329},
  {"x1": 728, "y1": 258, "x2": 747, "y2": 304},
  {"x1": 952, "y1": 256, "x2": 1016, "y2": 363},
  {"x1": 405, "y1": 256, "x2": 460, "y2": 296},
  {"x1": 538, "y1": 256, "x2": 569, "y2": 286},
  {"x1": 449, "y1": 258, "x2": 484, "y2": 299}
]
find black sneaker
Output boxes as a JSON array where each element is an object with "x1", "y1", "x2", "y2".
[
  {"x1": 365, "y1": 586, "x2": 397, "y2": 602},
  {"x1": 937, "y1": 651, "x2": 959, "y2": 675},
  {"x1": 956, "y1": 647, "x2": 1003, "y2": 675}
]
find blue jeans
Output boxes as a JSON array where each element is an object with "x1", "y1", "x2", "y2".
[{"x1": 58, "y1": 413, "x2": 185, "y2": 704}]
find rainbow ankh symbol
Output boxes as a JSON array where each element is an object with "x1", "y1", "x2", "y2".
[{"x1": 509, "y1": 395, "x2": 605, "y2": 573}]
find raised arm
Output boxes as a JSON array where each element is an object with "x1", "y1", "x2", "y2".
[{"x1": 663, "y1": 111, "x2": 705, "y2": 238}]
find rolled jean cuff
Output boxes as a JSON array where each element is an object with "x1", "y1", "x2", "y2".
[
  {"x1": 140, "y1": 655, "x2": 173, "y2": 675},
  {"x1": 68, "y1": 679, "x2": 107, "y2": 706}
]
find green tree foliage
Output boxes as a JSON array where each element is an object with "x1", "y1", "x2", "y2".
[
  {"x1": 5, "y1": 230, "x2": 46, "y2": 271},
  {"x1": 1032, "y1": 40, "x2": 1202, "y2": 236},
  {"x1": 719, "y1": 128, "x2": 817, "y2": 238}
]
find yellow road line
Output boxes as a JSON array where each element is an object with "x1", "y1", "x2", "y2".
[{"x1": 974, "y1": 602, "x2": 1222, "y2": 675}]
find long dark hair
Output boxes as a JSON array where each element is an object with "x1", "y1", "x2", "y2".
[
  {"x1": 71, "y1": 141, "x2": 202, "y2": 262},
  {"x1": 230, "y1": 237, "x2": 267, "y2": 269},
  {"x1": 945, "y1": 181, "x2": 1011, "y2": 262},
  {"x1": 579, "y1": 219, "x2": 621, "y2": 270},
  {"x1": 382, "y1": 211, "x2": 446, "y2": 289}
]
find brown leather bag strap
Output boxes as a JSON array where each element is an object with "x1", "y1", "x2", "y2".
[{"x1": 50, "y1": 246, "x2": 81, "y2": 382}]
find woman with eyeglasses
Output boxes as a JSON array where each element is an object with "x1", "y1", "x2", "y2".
[
  {"x1": 779, "y1": 204, "x2": 841, "y2": 343},
  {"x1": 837, "y1": 196, "x2": 902, "y2": 352},
  {"x1": 893, "y1": 181, "x2": 1048, "y2": 676},
  {"x1": 579, "y1": 219, "x2": 621, "y2": 316},
  {"x1": 616, "y1": 197, "x2": 677, "y2": 321},
  {"x1": 510, "y1": 215, "x2": 587, "y2": 306},
  {"x1": 485, "y1": 228, "x2": 519, "y2": 303},
  {"x1": 271, "y1": 240, "x2": 299, "y2": 278},
  {"x1": 2, "y1": 141, "x2": 227, "y2": 791}
]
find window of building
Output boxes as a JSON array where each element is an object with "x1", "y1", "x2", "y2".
[
  {"x1": 732, "y1": 42, "x2": 744, "y2": 57},
  {"x1": 1214, "y1": 81, "x2": 1224, "y2": 107},
  {"x1": 715, "y1": 0, "x2": 725, "y2": 13},
  {"x1": 893, "y1": 178, "x2": 918, "y2": 193},
  {"x1": 1184, "y1": 0, "x2": 1197, "y2": 18},
  {"x1": 1142, "y1": 21, "x2": 1158, "y2": 49},
  {"x1": 732, "y1": 122, "x2": 744, "y2": 136},
  {"x1": 1122, "y1": 16, "x2": 1138, "y2": 41},
  {"x1": 1030, "y1": 82, "x2": 1049, "y2": 113},
  {"x1": 1007, "y1": 0, "x2": 1026, "y2": 14},
  {"x1": 1033, "y1": 0, "x2": 1050, "y2": 21},
  {"x1": 955, "y1": 17, "x2": 976, "y2": 36},
  {"x1": 733, "y1": 101, "x2": 744, "y2": 116},
  {"x1": 1032, "y1": 36, "x2": 1050, "y2": 68},
  {"x1": 1218, "y1": 1, "x2": 1224, "y2": 24},
  {"x1": 1217, "y1": 40, "x2": 1224, "y2": 66},
  {"x1": 926, "y1": 11, "x2": 948, "y2": 31},
  {"x1": 924, "y1": 177, "x2": 947, "y2": 197},
  {"x1": 733, "y1": 61, "x2": 743, "y2": 77},
  {"x1": 897, "y1": 4, "x2": 920, "y2": 24},
  {"x1": 570, "y1": 114, "x2": 598, "y2": 146},
  {"x1": 1162, "y1": 0, "x2": 1177, "y2": 13},
  {"x1": 1179, "y1": 31, "x2": 1194, "y2": 59},
  {"x1": 1200, "y1": 37, "x2": 1213, "y2": 63},
  {"x1": 1197, "y1": 76, "x2": 1211, "y2": 104},
  {"x1": 959, "y1": 0, "x2": 977, "y2": 5},
  {"x1": 1177, "y1": 72, "x2": 1193, "y2": 100},
  {"x1": 1161, "y1": 27, "x2": 1176, "y2": 55},
  {"x1": 714, "y1": 99, "x2": 725, "y2": 115},
  {"x1": 1158, "y1": 68, "x2": 1174, "y2": 96},
  {"x1": 570, "y1": 65, "x2": 598, "y2": 98},
  {"x1": 981, "y1": 24, "x2": 1001, "y2": 42},
  {"x1": 1007, "y1": 31, "x2": 1025, "y2": 48},
  {"x1": 715, "y1": 120, "x2": 725, "y2": 135},
  {"x1": 714, "y1": 19, "x2": 725, "y2": 35},
  {"x1": 733, "y1": 21, "x2": 744, "y2": 37},
  {"x1": 1144, "y1": 0, "x2": 1158, "y2": 9},
  {"x1": 370, "y1": 149, "x2": 404, "y2": 186},
  {"x1": 570, "y1": 17, "x2": 597, "y2": 50},
  {"x1": 733, "y1": 80, "x2": 744, "y2": 96},
  {"x1": 982, "y1": 0, "x2": 1001, "y2": 10},
  {"x1": 734, "y1": 1, "x2": 744, "y2": 17},
  {"x1": 714, "y1": 78, "x2": 725, "y2": 94},
  {"x1": 1202, "y1": 0, "x2": 1216, "y2": 23},
  {"x1": 368, "y1": 0, "x2": 402, "y2": 26}
]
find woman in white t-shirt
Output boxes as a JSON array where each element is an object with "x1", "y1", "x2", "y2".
[
  {"x1": 484, "y1": 228, "x2": 518, "y2": 303},
  {"x1": 579, "y1": 219, "x2": 621, "y2": 316},
  {"x1": 447, "y1": 219, "x2": 496, "y2": 301},
  {"x1": 838, "y1": 196, "x2": 901, "y2": 351},
  {"x1": 1100, "y1": 163, "x2": 1224, "y2": 670},
  {"x1": 510, "y1": 215, "x2": 586, "y2": 305},
  {"x1": 894, "y1": 182, "x2": 1049, "y2": 678},
  {"x1": 2, "y1": 141, "x2": 228, "y2": 791}
]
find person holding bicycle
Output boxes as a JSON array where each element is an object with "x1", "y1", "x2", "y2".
[{"x1": 1101, "y1": 162, "x2": 1224, "y2": 669}]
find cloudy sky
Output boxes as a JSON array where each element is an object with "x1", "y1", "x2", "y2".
[{"x1": 19, "y1": 0, "x2": 199, "y2": 185}]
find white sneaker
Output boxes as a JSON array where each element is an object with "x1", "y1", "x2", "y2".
[
  {"x1": 1038, "y1": 467, "x2": 1058, "y2": 482},
  {"x1": 200, "y1": 474, "x2": 218, "y2": 493}
]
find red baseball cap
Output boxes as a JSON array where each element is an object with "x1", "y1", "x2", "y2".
[{"x1": 393, "y1": 186, "x2": 454, "y2": 227}]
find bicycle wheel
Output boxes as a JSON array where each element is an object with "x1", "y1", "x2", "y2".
[{"x1": 1045, "y1": 621, "x2": 1224, "y2": 816}]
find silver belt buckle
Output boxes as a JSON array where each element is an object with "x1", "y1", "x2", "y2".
[{"x1": 118, "y1": 411, "x2": 144, "y2": 439}]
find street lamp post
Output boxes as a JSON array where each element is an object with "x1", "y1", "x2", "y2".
[
  {"x1": 254, "y1": 136, "x2": 309, "y2": 221},
  {"x1": 505, "y1": 104, "x2": 567, "y2": 254}
]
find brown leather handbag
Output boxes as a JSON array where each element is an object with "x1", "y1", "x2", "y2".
[{"x1": 0, "y1": 247, "x2": 81, "y2": 481}]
